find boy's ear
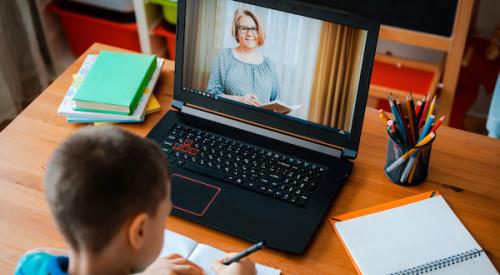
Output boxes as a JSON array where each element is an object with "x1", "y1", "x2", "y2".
[{"x1": 128, "y1": 213, "x2": 149, "y2": 250}]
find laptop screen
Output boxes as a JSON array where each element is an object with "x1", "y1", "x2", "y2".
[{"x1": 175, "y1": 0, "x2": 378, "y2": 154}]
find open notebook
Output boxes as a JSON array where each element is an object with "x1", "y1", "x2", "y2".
[
  {"x1": 332, "y1": 194, "x2": 498, "y2": 275},
  {"x1": 159, "y1": 230, "x2": 281, "y2": 275}
]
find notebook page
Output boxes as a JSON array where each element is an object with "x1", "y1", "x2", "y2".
[
  {"x1": 158, "y1": 230, "x2": 199, "y2": 258},
  {"x1": 188, "y1": 244, "x2": 281, "y2": 275},
  {"x1": 335, "y1": 196, "x2": 490, "y2": 275}
]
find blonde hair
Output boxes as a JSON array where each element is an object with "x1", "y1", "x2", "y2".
[{"x1": 231, "y1": 8, "x2": 265, "y2": 47}]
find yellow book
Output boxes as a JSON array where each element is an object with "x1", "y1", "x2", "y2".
[
  {"x1": 145, "y1": 94, "x2": 161, "y2": 115},
  {"x1": 94, "y1": 122, "x2": 115, "y2": 126}
]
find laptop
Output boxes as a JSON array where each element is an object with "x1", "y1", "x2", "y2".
[{"x1": 147, "y1": 0, "x2": 379, "y2": 254}]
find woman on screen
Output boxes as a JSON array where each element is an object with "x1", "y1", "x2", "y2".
[{"x1": 207, "y1": 8, "x2": 280, "y2": 106}]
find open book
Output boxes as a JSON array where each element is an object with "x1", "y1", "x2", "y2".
[
  {"x1": 259, "y1": 100, "x2": 301, "y2": 114},
  {"x1": 159, "y1": 230, "x2": 281, "y2": 275}
]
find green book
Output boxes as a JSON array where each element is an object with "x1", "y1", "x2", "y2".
[{"x1": 73, "y1": 51, "x2": 157, "y2": 115}]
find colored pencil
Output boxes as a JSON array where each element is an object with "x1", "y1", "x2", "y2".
[
  {"x1": 378, "y1": 109, "x2": 390, "y2": 125},
  {"x1": 418, "y1": 95, "x2": 431, "y2": 130},
  {"x1": 406, "y1": 94, "x2": 416, "y2": 145},
  {"x1": 426, "y1": 95, "x2": 437, "y2": 122},
  {"x1": 415, "y1": 100, "x2": 422, "y2": 114},
  {"x1": 400, "y1": 155, "x2": 416, "y2": 183},
  {"x1": 430, "y1": 115, "x2": 446, "y2": 133},
  {"x1": 420, "y1": 115, "x2": 435, "y2": 141},
  {"x1": 407, "y1": 152, "x2": 421, "y2": 183},
  {"x1": 388, "y1": 95, "x2": 407, "y2": 145},
  {"x1": 396, "y1": 96, "x2": 411, "y2": 145},
  {"x1": 409, "y1": 92, "x2": 417, "y2": 131}
]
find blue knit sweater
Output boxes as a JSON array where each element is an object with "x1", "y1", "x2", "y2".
[{"x1": 207, "y1": 48, "x2": 280, "y2": 103}]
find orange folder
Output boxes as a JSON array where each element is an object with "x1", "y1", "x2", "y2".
[{"x1": 330, "y1": 191, "x2": 440, "y2": 275}]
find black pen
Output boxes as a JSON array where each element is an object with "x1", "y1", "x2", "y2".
[{"x1": 223, "y1": 241, "x2": 266, "y2": 265}]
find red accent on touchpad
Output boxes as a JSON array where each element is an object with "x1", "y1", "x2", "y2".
[{"x1": 170, "y1": 174, "x2": 221, "y2": 216}]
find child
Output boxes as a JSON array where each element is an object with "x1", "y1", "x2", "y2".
[{"x1": 15, "y1": 126, "x2": 256, "y2": 275}]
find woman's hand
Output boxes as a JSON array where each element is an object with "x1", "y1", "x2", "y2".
[
  {"x1": 210, "y1": 253, "x2": 256, "y2": 275},
  {"x1": 239, "y1": 94, "x2": 261, "y2": 107},
  {"x1": 140, "y1": 253, "x2": 204, "y2": 275}
]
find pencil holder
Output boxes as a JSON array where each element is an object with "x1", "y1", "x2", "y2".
[{"x1": 384, "y1": 134, "x2": 435, "y2": 186}]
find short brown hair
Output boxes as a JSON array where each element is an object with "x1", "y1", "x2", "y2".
[
  {"x1": 45, "y1": 126, "x2": 169, "y2": 253},
  {"x1": 231, "y1": 8, "x2": 266, "y2": 46}
]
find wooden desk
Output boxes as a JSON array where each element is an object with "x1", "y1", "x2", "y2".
[{"x1": 0, "y1": 43, "x2": 499, "y2": 274}]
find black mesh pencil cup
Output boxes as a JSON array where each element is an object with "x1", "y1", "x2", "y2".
[{"x1": 384, "y1": 133, "x2": 435, "y2": 186}]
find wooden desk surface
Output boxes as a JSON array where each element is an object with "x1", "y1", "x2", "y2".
[{"x1": 1, "y1": 43, "x2": 499, "y2": 274}]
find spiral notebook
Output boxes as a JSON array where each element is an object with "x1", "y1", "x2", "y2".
[{"x1": 331, "y1": 192, "x2": 498, "y2": 275}]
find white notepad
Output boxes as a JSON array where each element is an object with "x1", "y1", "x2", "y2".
[
  {"x1": 159, "y1": 230, "x2": 281, "y2": 275},
  {"x1": 334, "y1": 196, "x2": 498, "y2": 275}
]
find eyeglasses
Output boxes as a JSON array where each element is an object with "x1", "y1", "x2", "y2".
[{"x1": 238, "y1": 26, "x2": 258, "y2": 35}]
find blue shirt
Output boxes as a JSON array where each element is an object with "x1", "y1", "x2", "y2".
[
  {"x1": 207, "y1": 48, "x2": 280, "y2": 103},
  {"x1": 15, "y1": 252, "x2": 68, "y2": 275}
]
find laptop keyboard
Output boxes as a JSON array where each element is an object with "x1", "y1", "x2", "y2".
[{"x1": 161, "y1": 123, "x2": 327, "y2": 206}]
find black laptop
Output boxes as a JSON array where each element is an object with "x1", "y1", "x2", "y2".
[{"x1": 147, "y1": 0, "x2": 378, "y2": 254}]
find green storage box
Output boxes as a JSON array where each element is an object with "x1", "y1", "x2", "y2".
[{"x1": 150, "y1": 0, "x2": 177, "y2": 25}]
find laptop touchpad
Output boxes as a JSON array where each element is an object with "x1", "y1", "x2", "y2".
[{"x1": 171, "y1": 174, "x2": 221, "y2": 216}]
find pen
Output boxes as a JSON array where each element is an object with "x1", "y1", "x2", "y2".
[{"x1": 223, "y1": 241, "x2": 266, "y2": 265}]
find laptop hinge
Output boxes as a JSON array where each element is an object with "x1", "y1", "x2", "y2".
[
  {"x1": 179, "y1": 105, "x2": 343, "y2": 158},
  {"x1": 342, "y1": 149, "x2": 357, "y2": 159},
  {"x1": 172, "y1": 99, "x2": 184, "y2": 111}
]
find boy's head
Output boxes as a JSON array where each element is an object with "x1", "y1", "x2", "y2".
[{"x1": 45, "y1": 126, "x2": 171, "y2": 272}]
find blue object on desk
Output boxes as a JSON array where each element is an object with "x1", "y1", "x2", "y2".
[{"x1": 486, "y1": 72, "x2": 500, "y2": 138}]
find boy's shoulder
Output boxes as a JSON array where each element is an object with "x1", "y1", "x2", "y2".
[{"x1": 15, "y1": 251, "x2": 68, "y2": 275}]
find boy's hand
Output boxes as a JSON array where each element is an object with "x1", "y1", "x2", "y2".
[
  {"x1": 140, "y1": 253, "x2": 204, "y2": 275},
  {"x1": 210, "y1": 253, "x2": 256, "y2": 275}
]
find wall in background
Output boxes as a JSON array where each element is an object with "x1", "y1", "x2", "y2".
[
  {"x1": 475, "y1": 0, "x2": 500, "y2": 38},
  {"x1": 377, "y1": 0, "x2": 500, "y2": 63},
  {"x1": 376, "y1": 0, "x2": 500, "y2": 127}
]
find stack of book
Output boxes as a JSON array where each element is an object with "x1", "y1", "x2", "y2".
[{"x1": 58, "y1": 50, "x2": 165, "y2": 124}]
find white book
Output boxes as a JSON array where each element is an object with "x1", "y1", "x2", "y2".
[
  {"x1": 57, "y1": 55, "x2": 164, "y2": 122},
  {"x1": 334, "y1": 195, "x2": 498, "y2": 275},
  {"x1": 259, "y1": 100, "x2": 301, "y2": 114},
  {"x1": 159, "y1": 230, "x2": 281, "y2": 275}
]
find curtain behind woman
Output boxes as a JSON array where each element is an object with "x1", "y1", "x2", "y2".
[
  {"x1": 308, "y1": 23, "x2": 367, "y2": 132},
  {"x1": 182, "y1": 0, "x2": 228, "y2": 91}
]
